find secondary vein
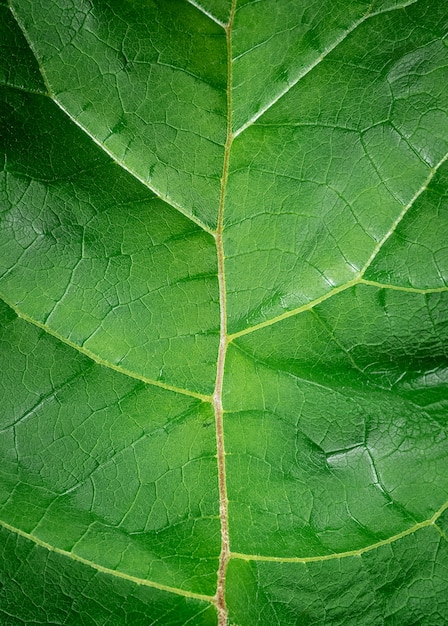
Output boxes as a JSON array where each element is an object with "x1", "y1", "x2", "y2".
[
  {"x1": 230, "y1": 498, "x2": 448, "y2": 563},
  {"x1": 232, "y1": 0, "x2": 419, "y2": 138},
  {"x1": 0, "y1": 295, "x2": 211, "y2": 402},
  {"x1": 8, "y1": 3, "x2": 213, "y2": 237},
  {"x1": 0, "y1": 519, "x2": 214, "y2": 602},
  {"x1": 360, "y1": 151, "x2": 448, "y2": 275}
]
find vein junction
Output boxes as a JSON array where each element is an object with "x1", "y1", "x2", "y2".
[{"x1": 228, "y1": 277, "x2": 448, "y2": 341}]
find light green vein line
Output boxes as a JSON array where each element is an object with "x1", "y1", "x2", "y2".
[
  {"x1": 185, "y1": 0, "x2": 226, "y2": 27},
  {"x1": 53, "y1": 99, "x2": 214, "y2": 235},
  {"x1": 434, "y1": 524, "x2": 448, "y2": 543},
  {"x1": 359, "y1": 279, "x2": 448, "y2": 294},
  {"x1": 7, "y1": 3, "x2": 213, "y2": 237},
  {"x1": 360, "y1": 151, "x2": 448, "y2": 276},
  {"x1": 227, "y1": 278, "x2": 359, "y2": 340},
  {"x1": 232, "y1": 0, "x2": 418, "y2": 137},
  {"x1": 212, "y1": 4, "x2": 237, "y2": 624},
  {"x1": 1, "y1": 295, "x2": 212, "y2": 403},
  {"x1": 231, "y1": 500, "x2": 448, "y2": 564},
  {"x1": 227, "y1": 276, "x2": 448, "y2": 341},
  {"x1": 0, "y1": 519, "x2": 215, "y2": 603},
  {"x1": 226, "y1": 155, "x2": 448, "y2": 343}
]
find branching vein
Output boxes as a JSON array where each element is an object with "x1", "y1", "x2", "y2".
[{"x1": 232, "y1": 0, "x2": 418, "y2": 137}]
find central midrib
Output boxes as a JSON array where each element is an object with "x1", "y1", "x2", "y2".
[{"x1": 213, "y1": 2, "x2": 237, "y2": 624}]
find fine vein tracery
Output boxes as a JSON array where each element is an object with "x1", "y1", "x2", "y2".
[
  {"x1": 0, "y1": 519, "x2": 214, "y2": 602},
  {"x1": 231, "y1": 0, "x2": 419, "y2": 137},
  {"x1": 3, "y1": 2, "x2": 448, "y2": 622},
  {"x1": 8, "y1": 3, "x2": 448, "y2": 375},
  {"x1": 231, "y1": 501, "x2": 448, "y2": 564},
  {"x1": 2, "y1": 498, "x2": 447, "y2": 597}
]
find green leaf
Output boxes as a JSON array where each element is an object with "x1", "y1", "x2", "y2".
[{"x1": 1, "y1": 0, "x2": 448, "y2": 624}]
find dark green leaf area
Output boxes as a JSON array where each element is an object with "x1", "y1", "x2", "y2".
[
  {"x1": 224, "y1": 287, "x2": 448, "y2": 556},
  {"x1": 0, "y1": 4, "x2": 46, "y2": 94},
  {"x1": 10, "y1": 0, "x2": 228, "y2": 226},
  {"x1": 0, "y1": 527, "x2": 218, "y2": 626},
  {"x1": 235, "y1": 286, "x2": 448, "y2": 390},
  {"x1": 1, "y1": 0, "x2": 448, "y2": 623},
  {"x1": 0, "y1": 88, "x2": 219, "y2": 394},
  {"x1": 226, "y1": 527, "x2": 448, "y2": 625},
  {"x1": 0, "y1": 301, "x2": 220, "y2": 594},
  {"x1": 257, "y1": 0, "x2": 448, "y2": 145},
  {"x1": 1, "y1": 88, "x2": 107, "y2": 179}
]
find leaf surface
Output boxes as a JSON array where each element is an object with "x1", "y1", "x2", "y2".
[{"x1": 1, "y1": 0, "x2": 448, "y2": 624}]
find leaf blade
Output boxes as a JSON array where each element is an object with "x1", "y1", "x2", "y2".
[{"x1": 1, "y1": 0, "x2": 448, "y2": 623}]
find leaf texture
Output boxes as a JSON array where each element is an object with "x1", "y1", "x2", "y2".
[{"x1": 1, "y1": 0, "x2": 448, "y2": 624}]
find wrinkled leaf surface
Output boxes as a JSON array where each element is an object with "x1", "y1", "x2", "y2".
[{"x1": 1, "y1": 0, "x2": 448, "y2": 623}]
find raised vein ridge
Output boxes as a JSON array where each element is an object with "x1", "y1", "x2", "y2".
[
  {"x1": 185, "y1": 0, "x2": 227, "y2": 27},
  {"x1": 213, "y1": 2, "x2": 237, "y2": 624},
  {"x1": 360, "y1": 151, "x2": 448, "y2": 275},
  {"x1": 229, "y1": 280, "x2": 448, "y2": 342},
  {"x1": 232, "y1": 0, "x2": 419, "y2": 137},
  {"x1": 8, "y1": 3, "x2": 214, "y2": 236},
  {"x1": 0, "y1": 295, "x2": 211, "y2": 402},
  {"x1": 230, "y1": 499, "x2": 448, "y2": 563},
  {"x1": 228, "y1": 150, "x2": 448, "y2": 341},
  {"x1": 0, "y1": 519, "x2": 214, "y2": 602}
]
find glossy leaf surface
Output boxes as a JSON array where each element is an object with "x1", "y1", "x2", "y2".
[{"x1": 1, "y1": 0, "x2": 448, "y2": 623}]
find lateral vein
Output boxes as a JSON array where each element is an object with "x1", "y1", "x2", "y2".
[
  {"x1": 360, "y1": 151, "x2": 448, "y2": 275},
  {"x1": 228, "y1": 267, "x2": 448, "y2": 342},
  {"x1": 231, "y1": 499, "x2": 448, "y2": 563},
  {"x1": 185, "y1": 0, "x2": 227, "y2": 27},
  {"x1": 232, "y1": 0, "x2": 418, "y2": 137},
  {"x1": 8, "y1": 2, "x2": 213, "y2": 236},
  {"x1": 0, "y1": 519, "x2": 215, "y2": 602},
  {"x1": 0, "y1": 295, "x2": 211, "y2": 402},
  {"x1": 213, "y1": 3, "x2": 237, "y2": 624}
]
